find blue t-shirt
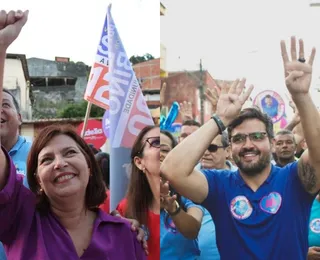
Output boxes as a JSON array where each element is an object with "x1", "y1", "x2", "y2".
[
  {"x1": 308, "y1": 198, "x2": 320, "y2": 246},
  {"x1": 160, "y1": 197, "x2": 203, "y2": 260},
  {"x1": 201, "y1": 162, "x2": 314, "y2": 260},
  {"x1": 0, "y1": 136, "x2": 31, "y2": 260},
  {"x1": 197, "y1": 209, "x2": 220, "y2": 260}
]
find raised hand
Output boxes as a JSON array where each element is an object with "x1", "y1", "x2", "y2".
[
  {"x1": 0, "y1": 10, "x2": 28, "y2": 51},
  {"x1": 179, "y1": 101, "x2": 193, "y2": 121},
  {"x1": 215, "y1": 78, "x2": 253, "y2": 126},
  {"x1": 281, "y1": 37, "x2": 316, "y2": 96},
  {"x1": 160, "y1": 179, "x2": 177, "y2": 213},
  {"x1": 160, "y1": 82, "x2": 167, "y2": 105},
  {"x1": 204, "y1": 87, "x2": 219, "y2": 111}
]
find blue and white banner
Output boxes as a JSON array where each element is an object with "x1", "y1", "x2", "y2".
[{"x1": 106, "y1": 5, "x2": 154, "y2": 210}]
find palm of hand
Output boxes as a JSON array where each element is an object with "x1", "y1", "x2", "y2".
[
  {"x1": 284, "y1": 62, "x2": 312, "y2": 94},
  {"x1": 216, "y1": 79, "x2": 253, "y2": 124},
  {"x1": 281, "y1": 37, "x2": 316, "y2": 95}
]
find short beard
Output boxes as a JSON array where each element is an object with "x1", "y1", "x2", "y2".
[{"x1": 233, "y1": 153, "x2": 271, "y2": 177}]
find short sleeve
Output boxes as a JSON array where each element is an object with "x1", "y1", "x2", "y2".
[
  {"x1": 0, "y1": 147, "x2": 36, "y2": 244},
  {"x1": 116, "y1": 198, "x2": 128, "y2": 216},
  {"x1": 200, "y1": 169, "x2": 220, "y2": 210},
  {"x1": 181, "y1": 196, "x2": 204, "y2": 214}
]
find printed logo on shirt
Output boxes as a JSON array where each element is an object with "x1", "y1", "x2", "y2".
[
  {"x1": 164, "y1": 217, "x2": 178, "y2": 234},
  {"x1": 310, "y1": 219, "x2": 320, "y2": 233},
  {"x1": 230, "y1": 196, "x2": 253, "y2": 220},
  {"x1": 141, "y1": 225, "x2": 150, "y2": 241},
  {"x1": 259, "y1": 192, "x2": 282, "y2": 214},
  {"x1": 14, "y1": 162, "x2": 26, "y2": 176}
]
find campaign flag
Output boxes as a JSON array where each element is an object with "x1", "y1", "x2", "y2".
[
  {"x1": 106, "y1": 5, "x2": 154, "y2": 209},
  {"x1": 84, "y1": 12, "x2": 110, "y2": 109}
]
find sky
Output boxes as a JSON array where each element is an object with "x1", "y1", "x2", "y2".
[
  {"x1": 4, "y1": 0, "x2": 159, "y2": 65},
  {"x1": 161, "y1": 0, "x2": 320, "y2": 116}
]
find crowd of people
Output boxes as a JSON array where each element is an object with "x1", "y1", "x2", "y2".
[{"x1": 2, "y1": 7, "x2": 320, "y2": 260}]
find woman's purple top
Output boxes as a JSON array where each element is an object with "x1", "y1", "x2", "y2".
[{"x1": 0, "y1": 147, "x2": 145, "y2": 259}]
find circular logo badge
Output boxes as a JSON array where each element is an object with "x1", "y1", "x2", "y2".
[
  {"x1": 310, "y1": 218, "x2": 320, "y2": 233},
  {"x1": 253, "y1": 90, "x2": 285, "y2": 123},
  {"x1": 230, "y1": 196, "x2": 253, "y2": 220}
]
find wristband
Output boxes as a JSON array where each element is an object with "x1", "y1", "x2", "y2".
[
  {"x1": 211, "y1": 114, "x2": 226, "y2": 134},
  {"x1": 164, "y1": 200, "x2": 181, "y2": 216}
]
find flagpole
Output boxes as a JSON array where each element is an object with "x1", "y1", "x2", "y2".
[{"x1": 81, "y1": 102, "x2": 92, "y2": 138}]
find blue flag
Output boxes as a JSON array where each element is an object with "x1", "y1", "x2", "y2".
[{"x1": 106, "y1": 5, "x2": 154, "y2": 210}]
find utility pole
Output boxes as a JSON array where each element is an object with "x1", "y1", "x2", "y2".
[{"x1": 199, "y1": 59, "x2": 204, "y2": 125}]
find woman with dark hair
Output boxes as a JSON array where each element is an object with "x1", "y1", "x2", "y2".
[
  {"x1": 95, "y1": 152, "x2": 111, "y2": 213},
  {"x1": 0, "y1": 124, "x2": 145, "y2": 259},
  {"x1": 117, "y1": 125, "x2": 160, "y2": 260},
  {"x1": 160, "y1": 130, "x2": 204, "y2": 259}
]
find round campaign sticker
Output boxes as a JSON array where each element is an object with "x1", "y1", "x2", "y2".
[
  {"x1": 310, "y1": 219, "x2": 320, "y2": 233},
  {"x1": 253, "y1": 90, "x2": 285, "y2": 123},
  {"x1": 259, "y1": 192, "x2": 282, "y2": 214},
  {"x1": 230, "y1": 196, "x2": 253, "y2": 220}
]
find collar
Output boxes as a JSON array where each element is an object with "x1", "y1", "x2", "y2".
[
  {"x1": 236, "y1": 164, "x2": 275, "y2": 187},
  {"x1": 9, "y1": 136, "x2": 26, "y2": 155}
]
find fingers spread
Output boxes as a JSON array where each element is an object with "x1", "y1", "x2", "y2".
[
  {"x1": 280, "y1": 40, "x2": 289, "y2": 64},
  {"x1": 308, "y1": 47, "x2": 316, "y2": 66},
  {"x1": 298, "y1": 38, "x2": 305, "y2": 61},
  {"x1": 290, "y1": 36, "x2": 297, "y2": 60}
]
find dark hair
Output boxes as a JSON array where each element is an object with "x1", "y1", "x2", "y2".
[
  {"x1": 221, "y1": 130, "x2": 229, "y2": 147},
  {"x1": 88, "y1": 144, "x2": 100, "y2": 155},
  {"x1": 228, "y1": 108, "x2": 274, "y2": 140},
  {"x1": 27, "y1": 124, "x2": 106, "y2": 213},
  {"x1": 3, "y1": 88, "x2": 20, "y2": 113},
  {"x1": 160, "y1": 130, "x2": 186, "y2": 226},
  {"x1": 125, "y1": 125, "x2": 159, "y2": 225},
  {"x1": 182, "y1": 119, "x2": 201, "y2": 128},
  {"x1": 95, "y1": 152, "x2": 110, "y2": 188},
  {"x1": 265, "y1": 94, "x2": 272, "y2": 99},
  {"x1": 275, "y1": 129, "x2": 296, "y2": 144},
  {"x1": 160, "y1": 130, "x2": 178, "y2": 148}
]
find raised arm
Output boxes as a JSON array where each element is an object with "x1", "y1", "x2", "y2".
[
  {"x1": 280, "y1": 36, "x2": 320, "y2": 194},
  {"x1": 0, "y1": 10, "x2": 28, "y2": 189},
  {"x1": 160, "y1": 79, "x2": 253, "y2": 203}
]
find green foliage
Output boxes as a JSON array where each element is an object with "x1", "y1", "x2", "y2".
[
  {"x1": 129, "y1": 53, "x2": 155, "y2": 65},
  {"x1": 57, "y1": 101, "x2": 105, "y2": 118}
]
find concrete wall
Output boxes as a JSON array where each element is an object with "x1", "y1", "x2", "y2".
[
  {"x1": 4, "y1": 58, "x2": 31, "y2": 120},
  {"x1": 27, "y1": 58, "x2": 89, "y2": 118}
]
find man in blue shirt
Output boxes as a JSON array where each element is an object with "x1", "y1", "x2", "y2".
[
  {"x1": 161, "y1": 37, "x2": 320, "y2": 259},
  {"x1": 1, "y1": 89, "x2": 32, "y2": 260}
]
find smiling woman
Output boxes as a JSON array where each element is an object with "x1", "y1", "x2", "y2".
[{"x1": 0, "y1": 124, "x2": 146, "y2": 259}]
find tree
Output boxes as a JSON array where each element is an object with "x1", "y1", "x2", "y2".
[
  {"x1": 129, "y1": 53, "x2": 155, "y2": 65},
  {"x1": 57, "y1": 101, "x2": 105, "y2": 118}
]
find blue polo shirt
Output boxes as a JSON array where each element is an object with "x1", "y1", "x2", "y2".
[
  {"x1": 202, "y1": 162, "x2": 314, "y2": 260},
  {"x1": 308, "y1": 198, "x2": 320, "y2": 246},
  {"x1": 0, "y1": 136, "x2": 31, "y2": 260},
  {"x1": 160, "y1": 197, "x2": 204, "y2": 259},
  {"x1": 8, "y1": 136, "x2": 31, "y2": 188}
]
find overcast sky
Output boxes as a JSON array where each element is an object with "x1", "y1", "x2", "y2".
[
  {"x1": 4, "y1": 0, "x2": 159, "y2": 65},
  {"x1": 161, "y1": 0, "x2": 320, "y2": 114}
]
